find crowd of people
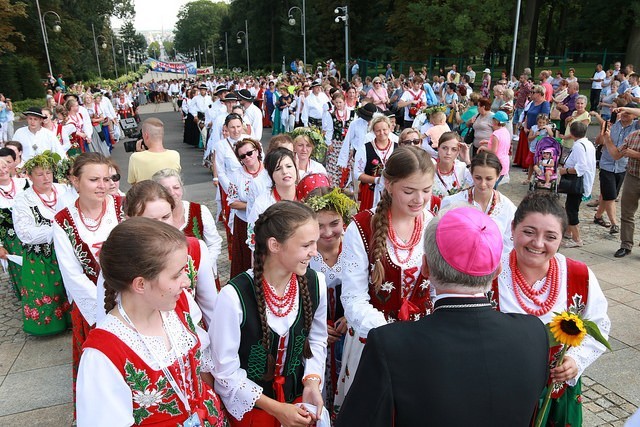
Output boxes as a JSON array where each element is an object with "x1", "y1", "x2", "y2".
[{"x1": 3, "y1": 58, "x2": 640, "y2": 426}]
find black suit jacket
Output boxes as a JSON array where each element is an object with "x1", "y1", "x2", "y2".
[{"x1": 336, "y1": 297, "x2": 549, "y2": 427}]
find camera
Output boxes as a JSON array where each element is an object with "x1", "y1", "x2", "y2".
[{"x1": 123, "y1": 136, "x2": 145, "y2": 153}]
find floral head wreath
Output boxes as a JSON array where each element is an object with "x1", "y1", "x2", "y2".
[
  {"x1": 23, "y1": 151, "x2": 62, "y2": 175},
  {"x1": 305, "y1": 187, "x2": 358, "y2": 225},
  {"x1": 289, "y1": 126, "x2": 327, "y2": 163},
  {"x1": 421, "y1": 105, "x2": 447, "y2": 116},
  {"x1": 55, "y1": 154, "x2": 79, "y2": 183}
]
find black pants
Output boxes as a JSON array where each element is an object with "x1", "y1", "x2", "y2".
[{"x1": 590, "y1": 89, "x2": 602, "y2": 111}]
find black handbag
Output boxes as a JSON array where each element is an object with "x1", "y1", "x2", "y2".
[
  {"x1": 557, "y1": 141, "x2": 585, "y2": 195},
  {"x1": 463, "y1": 114, "x2": 479, "y2": 144}
]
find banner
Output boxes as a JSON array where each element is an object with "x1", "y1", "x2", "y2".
[
  {"x1": 147, "y1": 58, "x2": 198, "y2": 75},
  {"x1": 197, "y1": 66, "x2": 214, "y2": 75}
]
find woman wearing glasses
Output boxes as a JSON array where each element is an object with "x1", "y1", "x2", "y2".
[
  {"x1": 398, "y1": 128, "x2": 423, "y2": 147},
  {"x1": 106, "y1": 160, "x2": 124, "y2": 197},
  {"x1": 227, "y1": 139, "x2": 268, "y2": 278},
  {"x1": 366, "y1": 77, "x2": 390, "y2": 110}
]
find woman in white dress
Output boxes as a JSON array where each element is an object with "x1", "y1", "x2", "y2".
[
  {"x1": 441, "y1": 151, "x2": 516, "y2": 255},
  {"x1": 431, "y1": 132, "x2": 473, "y2": 198}
]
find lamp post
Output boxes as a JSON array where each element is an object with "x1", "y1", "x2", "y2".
[
  {"x1": 35, "y1": 1, "x2": 61, "y2": 78},
  {"x1": 509, "y1": 0, "x2": 522, "y2": 80},
  {"x1": 110, "y1": 32, "x2": 118, "y2": 78},
  {"x1": 219, "y1": 33, "x2": 229, "y2": 70},
  {"x1": 91, "y1": 23, "x2": 107, "y2": 79},
  {"x1": 288, "y1": 1, "x2": 306, "y2": 68},
  {"x1": 335, "y1": 6, "x2": 349, "y2": 81},
  {"x1": 236, "y1": 20, "x2": 250, "y2": 72},
  {"x1": 119, "y1": 42, "x2": 127, "y2": 74}
]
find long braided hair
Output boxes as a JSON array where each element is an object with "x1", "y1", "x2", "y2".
[
  {"x1": 252, "y1": 201, "x2": 317, "y2": 381},
  {"x1": 370, "y1": 146, "x2": 435, "y2": 291},
  {"x1": 101, "y1": 217, "x2": 187, "y2": 314}
]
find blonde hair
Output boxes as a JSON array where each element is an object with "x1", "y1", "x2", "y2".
[{"x1": 368, "y1": 114, "x2": 391, "y2": 133}]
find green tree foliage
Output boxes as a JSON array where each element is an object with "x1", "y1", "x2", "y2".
[
  {"x1": 173, "y1": 0, "x2": 228, "y2": 55},
  {"x1": 120, "y1": 21, "x2": 147, "y2": 52},
  {"x1": 0, "y1": 0, "x2": 26, "y2": 54},
  {"x1": 148, "y1": 41, "x2": 161, "y2": 58}
]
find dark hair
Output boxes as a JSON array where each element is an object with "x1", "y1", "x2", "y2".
[
  {"x1": 471, "y1": 151, "x2": 502, "y2": 175},
  {"x1": 101, "y1": 217, "x2": 187, "y2": 313},
  {"x1": 438, "y1": 131, "x2": 461, "y2": 147},
  {"x1": 569, "y1": 121, "x2": 588, "y2": 139},
  {"x1": 0, "y1": 148, "x2": 16, "y2": 161},
  {"x1": 124, "y1": 180, "x2": 175, "y2": 217},
  {"x1": 252, "y1": 201, "x2": 317, "y2": 380},
  {"x1": 234, "y1": 138, "x2": 263, "y2": 162},
  {"x1": 4, "y1": 141, "x2": 22, "y2": 153},
  {"x1": 266, "y1": 135, "x2": 294, "y2": 155},
  {"x1": 512, "y1": 192, "x2": 568, "y2": 233},
  {"x1": 371, "y1": 146, "x2": 435, "y2": 290},
  {"x1": 477, "y1": 98, "x2": 492, "y2": 110},
  {"x1": 447, "y1": 82, "x2": 457, "y2": 91},
  {"x1": 264, "y1": 147, "x2": 298, "y2": 188},
  {"x1": 71, "y1": 152, "x2": 110, "y2": 178},
  {"x1": 224, "y1": 113, "x2": 243, "y2": 126}
]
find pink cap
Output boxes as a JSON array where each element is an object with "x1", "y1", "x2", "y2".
[{"x1": 435, "y1": 207, "x2": 503, "y2": 276}]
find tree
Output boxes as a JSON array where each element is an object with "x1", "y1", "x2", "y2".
[
  {"x1": 173, "y1": 0, "x2": 228, "y2": 54},
  {"x1": 163, "y1": 40, "x2": 175, "y2": 58},
  {"x1": 0, "y1": 0, "x2": 26, "y2": 54},
  {"x1": 120, "y1": 21, "x2": 147, "y2": 52},
  {"x1": 148, "y1": 41, "x2": 160, "y2": 58}
]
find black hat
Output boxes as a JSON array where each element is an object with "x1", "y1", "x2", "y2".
[
  {"x1": 222, "y1": 92, "x2": 239, "y2": 103},
  {"x1": 237, "y1": 89, "x2": 254, "y2": 102},
  {"x1": 198, "y1": 83, "x2": 208, "y2": 90},
  {"x1": 310, "y1": 80, "x2": 322, "y2": 88},
  {"x1": 214, "y1": 84, "x2": 228, "y2": 95},
  {"x1": 22, "y1": 107, "x2": 46, "y2": 118},
  {"x1": 381, "y1": 110, "x2": 395, "y2": 119},
  {"x1": 356, "y1": 103, "x2": 380, "y2": 120},
  {"x1": 63, "y1": 93, "x2": 79, "y2": 101}
]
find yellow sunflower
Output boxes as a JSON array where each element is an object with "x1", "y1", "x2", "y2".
[{"x1": 549, "y1": 312, "x2": 587, "y2": 347}]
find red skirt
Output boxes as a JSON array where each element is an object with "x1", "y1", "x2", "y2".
[
  {"x1": 513, "y1": 128, "x2": 530, "y2": 167},
  {"x1": 227, "y1": 397, "x2": 302, "y2": 427},
  {"x1": 358, "y1": 182, "x2": 375, "y2": 212},
  {"x1": 230, "y1": 216, "x2": 252, "y2": 279}
]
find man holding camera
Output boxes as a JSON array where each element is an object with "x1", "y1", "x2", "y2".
[{"x1": 127, "y1": 118, "x2": 181, "y2": 184}]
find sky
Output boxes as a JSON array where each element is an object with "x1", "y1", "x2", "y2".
[{"x1": 112, "y1": 0, "x2": 191, "y2": 32}]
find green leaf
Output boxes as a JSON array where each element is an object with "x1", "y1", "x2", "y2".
[
  {"x1": 583, "y1": 319, "x2": 612, "y2": 351},
  {"x1": 124, "y1": 360, "x2": 150, "y2": 391},
  {"x1": 133, "y1": 407, "x2": 151, "y2": 424},
  {"x1": 158, "y1": 400, "x2": 181, "y2": 415}
]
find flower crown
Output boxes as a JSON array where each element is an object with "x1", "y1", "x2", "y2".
[
  {"x1": 289, "y1": 126, "x2": 327, "y2": 163},
  {"x1": 23, "y1": 151, "x2": 62, "y2": 175},
  {"x1": 305, "y1": 188, "x2": 358, "y2": 224},
  {"x1": 421, "y1": 105, "x2": 447, "y2": 116}
]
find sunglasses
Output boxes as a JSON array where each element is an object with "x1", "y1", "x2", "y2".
[
  {"x1": 238, "y1": 150, "x2": 255, "y2": 160},
  {"x1": 402, "y1": 139, "x2": 422, "y2": 146},
  {"x1": 110, "y1": 173, "x2": 121, "y2": 182}
]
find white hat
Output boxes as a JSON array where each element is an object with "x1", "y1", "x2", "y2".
[{"x1": 483, "y1": 68, "x2": 491, "y2": 74}]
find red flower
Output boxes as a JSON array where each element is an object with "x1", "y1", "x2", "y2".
[
  {"x1": 35, "y1": 298, "x2": 43, "y2": 306},
  {"x1": 30, "y1": 308, "x2": 40, "y2": 320},
  {"x1": 576, "y1": 395, "x2": 583, "y2": 404},
  {"x1": 371, "y1": 159, "x2": 379, "y2": 166},
  {"x1": 42, "y1": 295, "x2": 52, "y2": 304},
  {"x1": 44, "y1": 316, "x2": 52, "y2": 324},
  {"x1": 55, "y1": 307, "x2": 63, "y2": 319}
]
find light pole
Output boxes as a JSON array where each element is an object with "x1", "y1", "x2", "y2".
[
  {"x1": 509, "y1": 0, "x2": 522, "y2": 80},
  {"x1": 288, "y1": 1, "x2": 306, "y2": 68},
  {"x1": 236, "y1": 20, "x2": 250, "y2": 72},
  {"x1": 91, "y1": 23, "x2": 107, "y2": 79},
  {"x1": 219, "y1": 34, "x2": 229, "y2": 70},
  {"x1": 35, "y1": 1, "x2": 61, "y2": 78},
  {"x1": 110, "y1": 32, "x2": 118, "y2": 78},
  {"x1": 119, "y1": 42, "x2": 127, "y2": 74},
  {"x1": 335, "y1": 6, "x2": 349, "y2": 81}
]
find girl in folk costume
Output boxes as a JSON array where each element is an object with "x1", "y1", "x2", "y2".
[
  {"x1": 431, "y1": 132, "x2": 473, "y2": 199},
  {"x1": 335, "y1": 146, "x2": 436, "y2": 411},
  {"x1": 246, "y1": 148, "x2": 299, "y2": 250},
  {"x1": 227, "y1": 138, "x2": 269, "y2": 278},
  {"x1": 211, "y1": 201, "x2": 328, "y2": 426},
  {"x1": 65, "y1": 97, "x2": 92, "y2": 153},
  {"x1": 354, "y1": 114, "x2": 398, "y2": 212},
  {"x1": 0, "y1": 157, "x2": 29, "y2": 298},
  {"x1": 441, "y1": 151, "x2": 516, "y2": 255},
  {"x1": 152, "y1": 168, "x2": 222, "y2": 289},
  {"x1": 293, "y1": 132, "x2": 328, "y2": 180},
  {"x1": 304, "y1": 186, "x2": 358, "y2": 418},
  {"x1": 490, "y1": 192, "x2": 610, "y2": 426},
  {"x1": 77, "y1": 218, "x2": 227, "y2": 427},
  {"x1": 12, "y1": 153, "x2": 71, "y2": 335},
  {"x1": 43, "y1": 107, "x2": 73, "y2": 155},
  {"x1": 52, "y1": 152, "x2": 125, "y2": 407},
  {"x1": 344, "y1": 86, "x2": 360, "y2": 113},
  {"x1": 322, "y1": 93, "x2": 355, "y2": 187}
]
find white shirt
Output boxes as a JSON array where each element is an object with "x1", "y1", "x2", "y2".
[
  {"x1": 564, "y1": 137, "x2": 596, "y2": 197},
  {"x1": 210, "y1": 270, "x2": 328, "y2": 421},
  {"x1": 13, "y1": 127, "x2": 65, "y2": 162},
  {"x1": 297, "y1": 159, "x2": 327, "y2": 180},
  {"x1": 591, "y1": 70, "x2": 606, "y2": 90},
  {"x1": 243, "y1": 103, "x2": 263, "y2": 140},
  {"x1": 179, "y1": 200, "x2": 222, "y2": 277},
  {"x1": 302, "y1": 92, "x2": 330, "y2": 125},
  {"x1": 99, "y1": 97, "x2": 117, "y2": 120},
  {"x1": 189, "y1": 94, "x2": 211, "y2": 116},
  {"x1": 400, "y1": 89, "x2": 427, "y2": 122},
  {"x1": 213, "y1": 135, "x2": 251, "y2": 194},
  {"x1": 227, "y1": 168, "x2": 269, "y2": 225},
  {"x1": 337, "y1": 117, "x2": 368, "y2": 168}
]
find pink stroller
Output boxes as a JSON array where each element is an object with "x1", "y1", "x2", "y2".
[{"x1": 529, "y1": 137, "x2": 562, "y2": 192}]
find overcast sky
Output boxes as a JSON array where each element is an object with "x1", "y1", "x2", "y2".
[{"x1": 111, "y1": 0, "x2": 192, "y2": 32}]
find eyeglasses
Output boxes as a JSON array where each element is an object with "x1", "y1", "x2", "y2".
[
  {"x1": 402, "y1": 139, "x2": 422, "y2": 146},
  {"x1": 110, "y1": 173, "x2": 121, "y2": 182},
  {"x1": 238, "y1": 150, "x2": 255, "y2": 160},
  {"x1": 374, "y1": 82, "x2": 381, "y2": 85}
]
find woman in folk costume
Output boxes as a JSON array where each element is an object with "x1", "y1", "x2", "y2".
[
  {"x1": 303, "y1": 185, "x2": 358, "y2": 419},
  {"x1": 77, "y1": 218, "x2": 227, "y2": 427},
  {"x1": 12, "y1": 153, "x2": 71, "y2": 335},
  {"x1": 0, "y1": 157, "x2": 29, "y2": 298},
  {"x1": 431, "y1": 132, "x2": 473, "y2": 199},
  {"x1": 152, "y1": 168, "x2": 222, "y2": 289},
  {"x1": 334, "y1": 146, "x2": 436, "y2": 411},
  {"x1": 490, "y1": 192, "x2": 610, "y2": 426},
  {"x1": 322, "y1": 92, "x2": 355, "y2": 187},
  {"x1": 211, "y1": 201, "x2": 329, "y2": 426},
  {"x1": 52, "y1": 152, "x2": 125, "y2": 408}
]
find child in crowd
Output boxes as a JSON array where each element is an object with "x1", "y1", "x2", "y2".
[
  {"x1": 533, "y1": 148, "x2": 556, "y2": 188},
  {"x1": 423, "y1": 111, "x2": 450, "y2": 150},
  {"x1": 524, "y1": 114, "x2": 554, "y2": 184}
]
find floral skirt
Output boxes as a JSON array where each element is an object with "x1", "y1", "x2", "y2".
[
  {"x1": 333, "y1": 328, "x2": 366, "y2": 415},
  {"x1": 536, "y1": 379, "x2": 582, "y2": 426},
  {"x1": 326, "y1": 141, "x2": 344, "y2": 188},
  {"x1": 0, "y1": 213, "x2": 23, "y2": 299}
]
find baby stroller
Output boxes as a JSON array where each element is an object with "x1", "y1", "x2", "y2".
[{"x1": 529, "y1": 136, "x2": 562, "y2": 192}]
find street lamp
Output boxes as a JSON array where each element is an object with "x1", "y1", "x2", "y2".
[
  {"x1": 334, "y1": 6, "x2": 349, "y2": 81},
  {"x1": 35, "y1": 0, "x2": 62, "y2": 79},
  {"x1": 236, "y1": 20, "x2": 250, "y2": 72},
  {"x1": 288, "y1": 1, "x2": 306, "y2": 68},
  {"x1": 219, "y1": 33, "x2": 229, "y2": 70},
  {"x1": 119, "y1": 42, "x2": 127, "y2": 74}
]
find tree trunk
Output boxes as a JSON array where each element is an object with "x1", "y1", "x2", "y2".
[
  {"x1": 626, "y1": 22, "x2": 640, "y2": 67},
  {"x1": 551, "y1": 0, "x2": 568, "y2": 67},
  {"x1": 528, "y1": 0, "x2": 542, "y2": 75},
  {"x1": 538, "y1": 2, "x2": 555, "y2": 67},
  {"x1": 515, "y1": 0, "x2": 541, "y2": 76}
]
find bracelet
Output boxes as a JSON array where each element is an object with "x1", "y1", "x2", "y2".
[{"x1": 302, "y1": 374, "x2": 322, "y2": 385}]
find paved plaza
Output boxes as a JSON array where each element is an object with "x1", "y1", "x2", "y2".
[{"x1": 0, "y1": 102, "x2": 638, "y2": 426}]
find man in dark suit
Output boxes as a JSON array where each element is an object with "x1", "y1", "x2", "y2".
[{"x1": 336, "y1": 207, "x2": 549, "y2": 427}]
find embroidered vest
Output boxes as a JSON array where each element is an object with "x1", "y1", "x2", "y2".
[
  {"x1": 331, "y1": 110, "x2": 355, "y2": 143},
  {"x1": 184, "y1": 202, "x2": 204, "y2": 240},
  {"x1": 363, "y1": 142, "x2": 398, "y2": 177},
  {"x1": 83, "y1": 292, "x2": 224, "y2": 426},
  {"x1": 230, "y1": 268, "x2": 320, "y2": 403},
  {"x1": 352, "y1": 210, "x2": 433, "y2": 323},
  {"x1": 489, "y1": 257, "x2": 589, "y2": 398},
  {"x1": 54, "y1": 195, "x2": 125, "y2": 285},
  {"x1": 185, "y1": 237, "x2": 201, "y2": 296}
]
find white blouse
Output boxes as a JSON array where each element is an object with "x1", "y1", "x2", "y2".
[
  {"x1": 210, "y1": 270, "x2": 328, "y2": 421},
  {"x1": 77, "y1": 291, "x2": 212, "y2": 427},
  {"x1": 245, "y1": 191, "x2": 277, "y2": 250},
  {"x1": 246, "y1": 173, "x2": 272, "y2": 215},
  {"x1": 13, "y1": 184, "x2": 67, "y2": 245},
  {"x1": 341, "y1": 207, "x2": 433, "y2": 339},
  {"x1": 497, "y1": 253, "x2": 610, "y2": 385},
  {"x1": 227, "y1": 168, "x2": 269, "y2": 226},
  {"x1": 213, "y1": 135, "x2": 250, "y2": 194},
  {"x1": 432, "y1": 160, "x2": 474, "y2": 198},
  {"x1": 0, "y1": 178, "x2": 28, "y2": 209},
  {"x1": 52, "y1": 195, "x2": 121, "y2": 326},
  {"x1": 179, "y1": 201, "x2": 222, "y2": 276},
  {"x1": 440, "y1": 189, "x2": 516, "y2": 254},
  {"x1": 297, "y1": 160, "x2": 327, "y2": 181}
]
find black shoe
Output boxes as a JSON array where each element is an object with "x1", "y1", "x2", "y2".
[{"x1": 614, "y1": 248, "x2": 631, "y2": 258}]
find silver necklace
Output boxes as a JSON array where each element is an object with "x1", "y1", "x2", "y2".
[{"x1": 433, "y1": 302, "x2": 492, "y2": 312}]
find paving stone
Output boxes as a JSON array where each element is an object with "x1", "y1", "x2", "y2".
[
  {"x1": 0, "y1": 364, "x2": 72, "y2": 416},
  {"x1": 0, "y1": 402, "x2": 73, "y2": 427},
  {"x1": 585, "y1": 401, "x2": 603, "y2": 413},
  {"x1": 0, "y1": 341, "x2": 22, "y2": 376},
  {"x1": 598, "y1": 410, "x2": 619, "y2": 422},
  {"x1": 9, "y1": 332, "x2": 71, "y2": 374},
  {"x1": 608, "y1": 407, "x2": 631, "y2": 419},
  {"x1": 606, "y1": 393, "x2": 630, "y2": 406},
  {"x1": 584, "y1": 389, "x2": 601, "y2": 400}
]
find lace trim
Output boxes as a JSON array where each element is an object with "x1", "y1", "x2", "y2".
[
  {"x1": 102, "y1": 312, "x2": 197, "y2": 369},
  {"x1": 227, "y1": 380, "x2": 263, "y2": 421}
]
